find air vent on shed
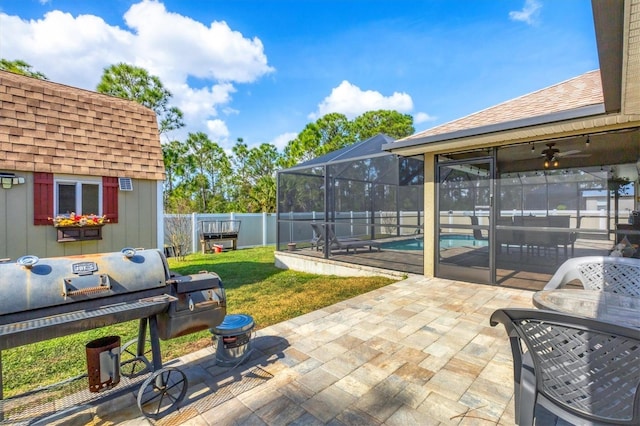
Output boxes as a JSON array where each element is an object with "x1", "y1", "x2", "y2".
[{"x1": 118, "y1": 177, "x2": 133, "y2": 191}]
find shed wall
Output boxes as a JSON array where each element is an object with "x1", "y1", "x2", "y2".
[{"x1": 0, "y1": 173, "x2": 158, "y2": 260}]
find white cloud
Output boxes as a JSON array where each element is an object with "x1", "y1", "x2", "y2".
[
  {"x1": 0, "y1": 0, "x2": 273, "y2": 144},
  {"x1": 222, "y1": 106, "x2": 240, "y2": 116},
  {"x1": 509, "y1": 0, "x2": 542, "y2": 25},
  {"x1": 270, "y1": 132, "x2": 298, "y2": 151},
  {"x1": 206, "y1": 119, "x2": 230, "y2": 141},
  {"x1": 123, "y1": 1, "x2": 274, "y2": 85},
  {"x1": 413, "y1": 112, "x2": 436, "y2": 124},
  {"x1": 309, "y1": 80, "x2": 413, "y2": 120},
  {"x1": 178, "y1": 83, "x2": 235, "y2": 116},
  {"x1": 174, "y1": 82, "x2": 236, "y2": 144},
  {"x1": 0, "y1": 11, "x2": 135, "y2": 89}
]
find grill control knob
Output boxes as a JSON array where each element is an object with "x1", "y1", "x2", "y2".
[{"x1": 17, "y1": 255, "x2": 39, "y2": 269}]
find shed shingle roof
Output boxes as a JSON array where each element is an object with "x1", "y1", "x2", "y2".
[
  {"x1": 0, "y1": 71, "x2": 165, "y2": 180},
  {"x1": 398, "y1": 70, "x2": 604, "y2": 143}
]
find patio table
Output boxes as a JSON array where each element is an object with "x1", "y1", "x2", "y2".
[{"x1": 532, "y1": 289, "x2": 640, "y2": 329}]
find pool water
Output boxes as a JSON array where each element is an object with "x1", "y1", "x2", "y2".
[
  {"x1": 381, "y1": 238, "x2": 424, "y2": 251},
  {"x1": 380, "y1": 235, "x2": 489, "y2": 251},
  {"x1": 439, "y1": 234, "x2": 488, "y2": 249}
]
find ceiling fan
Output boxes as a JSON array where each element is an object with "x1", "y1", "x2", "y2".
[{"x1": 540, "y1": 143, "x2": 590, "y2": 168}]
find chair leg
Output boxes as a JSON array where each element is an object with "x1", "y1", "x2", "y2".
[{"x1": 518, "y1": 361, "x2": 537, "y2": 426}]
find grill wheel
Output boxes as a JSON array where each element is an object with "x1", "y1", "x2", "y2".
[
  {"x1": 137, "y1": 367, "x2": 188, "y2": 419},
  {"x1": 120, "y1": 339, "x2": 153, "y2": 378}
]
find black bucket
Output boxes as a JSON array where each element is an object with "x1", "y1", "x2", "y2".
[
  {"x1": 210, "y1": 314, "x2": 254, "y2": 367},
  {"x1": 86, "y1": 335, "x2": 121, "y2": 392}
]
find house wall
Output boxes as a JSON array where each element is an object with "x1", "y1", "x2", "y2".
[
  {"x1": 623, "y1": 0, "x2": 640, "y2": 114},
  {"x1": 0, "y1": 173, "x2": 159, "y2": 260}
]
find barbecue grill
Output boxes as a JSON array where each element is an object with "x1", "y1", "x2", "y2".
[{"x1": 0, "y1": 247, "x2": 226, "y2": 420}]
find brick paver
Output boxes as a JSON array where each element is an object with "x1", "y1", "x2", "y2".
[{"x1": 58, "y1": 275, "x2": 539, "y2": 425}]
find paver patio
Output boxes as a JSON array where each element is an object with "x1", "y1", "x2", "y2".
[{"x1": 53, "y1": 275, "x2": 561, "y2": 425}]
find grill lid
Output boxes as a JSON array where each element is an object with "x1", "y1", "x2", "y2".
[{"x1": 0, "y1": 249, "x2": 170, "y2": 316}]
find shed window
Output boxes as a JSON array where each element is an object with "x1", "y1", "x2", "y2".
[
  {"x1": 33, "y1": 173, "x2": 119, "y2": 225},
  {"x1": 55, "y1": 180, "x2": 101, "y2": 216}
]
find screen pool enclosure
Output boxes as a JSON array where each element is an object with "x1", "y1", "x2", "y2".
[{"x1": 277, "y1": 133, "x2": 424, "y2": 274}]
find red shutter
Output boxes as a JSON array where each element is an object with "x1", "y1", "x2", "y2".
[
  {"x1": 102, "y1": 177, "x2": 119, "y2": 224},
  {"x1": 33, "y1": 172, "x2": 54, "y2": 225}
]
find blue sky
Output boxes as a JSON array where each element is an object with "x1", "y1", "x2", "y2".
[{"x1": 0, "y1": 0, "x2": 598, "y2": 151}]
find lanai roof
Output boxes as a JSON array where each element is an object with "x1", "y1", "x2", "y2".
[
  {"x1": 286, "y1": 133, "x2": 396, "y2": 171},
  {"x1": 0, "y1": 71, "x2": 164, "y2": 180},
  {"x1": 400, "y1": 70, "x2": 604, "y2": 143}
]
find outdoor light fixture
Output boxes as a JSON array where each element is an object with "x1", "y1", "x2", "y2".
[
  {"x1": 0, "y1": 173, "x2": 25, "y2": 189},
  {"x1": 541, "y1": 143, "x2": 560, "y2": 169},
  {"x1": 586, "y1": 135, "x2": 590, "y2": 148}
]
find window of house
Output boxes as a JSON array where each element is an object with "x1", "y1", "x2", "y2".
[{"x1": 55, "y1": 178, "x2": 102, "y2": 216}]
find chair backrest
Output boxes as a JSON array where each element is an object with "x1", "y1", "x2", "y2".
[
  {"x1": 547, "y1": 216, "x2": 575, "y2": 244},
  {"x1": 547, "y1": 215, "x2": 570, "y2": 228},
  {"x1": 544, "y1": 256, "x2": 640, "y2": 296},
  {"x1": 496, "y1": 217, "x2": 514, "y2": 242},
  {"x1": 522, "y1": 216, "x2": 554, "y2": 245},
  {"x1": 310, "y1": 223, "x2": 323, "y2": 238},
  {"x1": 490, "y1": 308, "x2": 640, "y2": 425},
  {"x1": 469, "y1": 215, "x2": 488, "y2": 240},
  {"x1": 325, "y1": 224, "x2": 341, "y2": 246}
]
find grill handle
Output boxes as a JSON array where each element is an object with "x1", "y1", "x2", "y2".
[
  {"x1": 188, "y1": 298, "x2": 223, "y2": 311},
  {"x1": 63, "y1": 274, "x2": 111, "y2": 298}
]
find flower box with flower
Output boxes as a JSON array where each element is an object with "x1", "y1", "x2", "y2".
[{"x1": 50, "y1": 213, "x2": 108, "y2": 242}]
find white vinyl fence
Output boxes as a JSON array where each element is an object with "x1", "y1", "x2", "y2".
[
  {"x1": 165, "y1": 208, "x2": 610, "y2": 256},
  {"x1": 164, "y1": 212, "x2": 277, "y2": 254}
]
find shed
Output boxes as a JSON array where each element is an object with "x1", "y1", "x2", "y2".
[{"x1": 0, "y1": 71, "x2": 165, "y2": 260}]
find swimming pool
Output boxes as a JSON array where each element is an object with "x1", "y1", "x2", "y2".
[
  {"x1": 439, "y1": 234, "x2": 488, "y2": 249},
  {"x1": 380, "y1": 238, "x2": 424, "y2": 251},
  {"x1": 380, "y1": 235, "x2": 488, "y2": 251}
]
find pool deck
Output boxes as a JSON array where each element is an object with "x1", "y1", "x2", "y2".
[{"x1": 286, "y1": 235, "x2": 614, "y2": 290}]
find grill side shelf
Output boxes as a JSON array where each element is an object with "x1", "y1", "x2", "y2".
[{"x1": 0, "y1": 296, "x2": 175, "y2": 351}]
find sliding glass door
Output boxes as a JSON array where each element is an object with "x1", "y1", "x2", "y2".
[{"x1": 436, "y1": 157, "x2": 494, "y2": 284}]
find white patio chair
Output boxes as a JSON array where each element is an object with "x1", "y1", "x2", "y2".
[
  {"x1": 544, "y1": 256, "x2": 640, "y2": 296},
  {"x1": 490, "y1": 308, "x2": 640, "y2": 426}
]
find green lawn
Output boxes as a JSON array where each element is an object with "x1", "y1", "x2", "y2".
[{"x1": 2, "y1": 247, "x2": 396, "y2": 397}]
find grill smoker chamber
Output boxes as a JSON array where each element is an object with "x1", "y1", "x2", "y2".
[{"x1": 0, "y1": 248, "x2": 226, "y2": 420}]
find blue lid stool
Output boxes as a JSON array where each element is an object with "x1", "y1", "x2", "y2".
[{"x1": 210, "y1": 314, "x2": 254, "y2": 367}]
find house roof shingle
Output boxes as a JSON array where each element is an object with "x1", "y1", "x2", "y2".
[
  {"x1": 398, "y1": 69, "x2": 604, "y2": 143},
  {"x1": 0, "y1": 71, "x2": 165, "y2": 180}
]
